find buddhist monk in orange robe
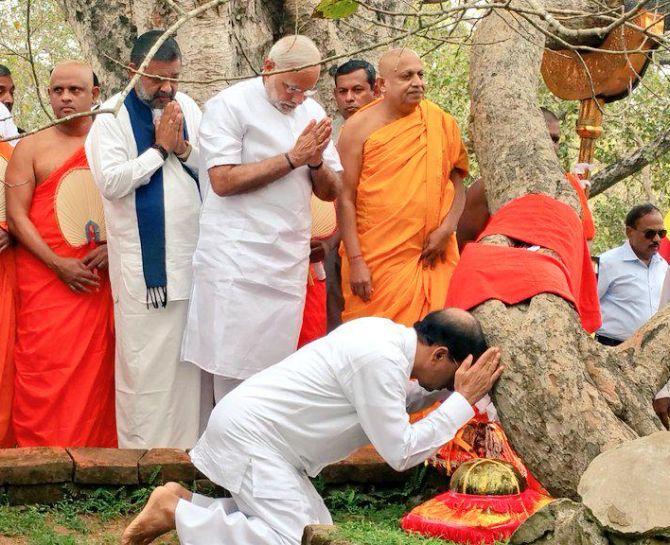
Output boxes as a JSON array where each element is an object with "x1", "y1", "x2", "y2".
[
  {"x1": 338, "y1": 48, "x2": 468, "y2": 326},
  {"x1": 6, "y1": 61, "x2": 116, "y2": 447},
  {"x1": 0, "y1": 140, "x2": 16, "y2": 447}
]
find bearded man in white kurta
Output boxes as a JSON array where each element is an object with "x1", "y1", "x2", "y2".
[
  {"x1": 122, "y1": 309, "x2": 503, "y2": 545},
  {"x1": 85, "y1": 31, "x2": 202, "y2": 449},
  {"x1": 181, "y1": 35, "x2": 341, "y2": 405}
]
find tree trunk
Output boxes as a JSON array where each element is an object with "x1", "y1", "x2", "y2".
[
  {"x1": 58, "y1": 0, "x2": 403, "y2": 108},
  {"x1": 469, "y1": 0, "x2": 670, "y2": 499}
]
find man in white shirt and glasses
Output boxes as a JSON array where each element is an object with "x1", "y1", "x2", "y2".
[
  {"x1": 596, "y1": 203, "x2": 670, "y2": 425},
  {"x1": 123, "y1": 308, "x2": 503, "y2": 545},
  {"x1": 181, "y1": 35, "x2": 341, "y2": 410}
]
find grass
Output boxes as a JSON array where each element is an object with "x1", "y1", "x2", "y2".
[{"x1": 0, "y1": 471, "x2": 501, "y2": 545}]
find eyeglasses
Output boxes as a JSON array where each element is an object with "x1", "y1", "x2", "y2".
[
  {"x1": 282, "y1": 82, "x2": 318, "y2": 97},
  {"x1": 634, "y1": 228, "x2": 667, "y2": 240}
]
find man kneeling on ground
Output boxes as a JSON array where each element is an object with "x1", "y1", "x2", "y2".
[{"x1": 122, "y1": 308, "x2": 503, "y2": 545}]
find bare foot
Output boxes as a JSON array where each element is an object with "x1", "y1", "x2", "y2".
[{"x1": 121, "y1": 485, "x2": 180, "y2": 545}]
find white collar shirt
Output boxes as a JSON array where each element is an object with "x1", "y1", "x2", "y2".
[
  {"x1": 597, "y1": 240, "x2": 668, "y2": 341},
  {"x1": 85, "y1": 91, "x2": 202, "y2": 303}
]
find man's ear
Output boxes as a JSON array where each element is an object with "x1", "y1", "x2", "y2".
[
  {"x1": 376, "y1": 77, "x2": 385, "y2": 96},
  {"x1": 432, "y1": 346, "x2": 449, "y2": 364},
  {"x1": 91, "y1": 86, "x2": 101, "y2": 104},
  {"x1": 128, "y1": 62, "x2": 138, "y2": 79},
  {"x1": 263, "y1": 58, "x2": 275, "y2": 74},
  {"x1": 373, "y1": 78, "x2": 381, "y2": 97}
]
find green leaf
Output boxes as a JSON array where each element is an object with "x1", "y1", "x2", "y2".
[{"x1": 312, "y1": 0, "x2": 359, "y2": 19}]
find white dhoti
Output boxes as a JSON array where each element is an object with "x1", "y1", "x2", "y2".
[
  {"x1": 114, "y1": 283, "x2": 201, "y2": 449},
  {"x1": 176, "y1": 458, "x2": 331, "y2": 545}
]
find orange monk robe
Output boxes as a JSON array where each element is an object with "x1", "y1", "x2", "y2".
[
  {"x1": 0, "y1": 141, "x2": 16, "y2": 447},
  {"x1": 13, "y1": 147, "x2": 116, "y2": 447},
  {"x1": 341, "y1": 100, "x2": 469, "y2": 326}
]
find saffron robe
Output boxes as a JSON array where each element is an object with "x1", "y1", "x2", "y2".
[
  {"x1": 341, "y1": 100, "x2": 469, "y2": 326},
  {"x1": 297, "y1": 265, "x2": 328, "y2": 348},
  {"x1": 0, "y1": 141, "x2": 16, "y2": 446},
  {"x1": 13, "y1": 147, "x2": 116, "y2": 447}
]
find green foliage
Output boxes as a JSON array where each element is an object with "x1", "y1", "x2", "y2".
[
  {"x1": 312, "y1": 0, "x2": 359, "y2": 20},
  {"x1": 0, "y1": 0, "x2": 81, "y2": 129}
]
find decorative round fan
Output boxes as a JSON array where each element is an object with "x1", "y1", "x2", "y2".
[
  {"x1": 311, "y1": 195, "x2": 337, "y2": 240},
  {"x1": 55, "y1": 168, "x2": 106, "y2": 247},
  {"x1": 0, "y1": 153, "x2": 7, "y2": 224}
]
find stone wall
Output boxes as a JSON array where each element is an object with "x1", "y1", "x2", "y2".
[{"x1": 0, "y1": 445, "x2": 410, "y2": 505}]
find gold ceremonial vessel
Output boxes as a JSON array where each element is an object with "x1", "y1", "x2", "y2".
[
  {"x1": 541, "y1": 7, "x2": 665, "y2": 188},
  {"x1": 449, "y1": 458, "x2": 527, "y2": 496}
]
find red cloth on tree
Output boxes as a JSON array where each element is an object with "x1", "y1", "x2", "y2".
[
  {"x1": 297, "y1": 264, "x2": 327, "y2": 348},
  {"x1": 13, "y1": 147, "x2": 116, "y2": 447},
  {"x1": 446, "y1": 194, "x2": 601, "y2": 333}
]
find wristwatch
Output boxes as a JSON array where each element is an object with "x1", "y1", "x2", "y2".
[
  {"x1": 176, "y1": 141, "x2": 192, "y2": 162},
  {"x1": 151, "y1": 143, "x2": 169, "y2": 160}
]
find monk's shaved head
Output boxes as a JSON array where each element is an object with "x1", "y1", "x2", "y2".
[
  {"x1": 50, "y1": 60, "x2": 96, "y2": 88},
  {"x1": 376, "y1": 47, "x2": 425, "y2": 111},
  {"x1": 378, "y1": 48, "x2": 421, "y2": 78},
  {"x1": 48, "y1": 60, "x2": 100, "y2": 120}
]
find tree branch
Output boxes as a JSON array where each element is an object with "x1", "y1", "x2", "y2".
[{"x1": 589, "y1": 128, "x2": 670, "y2": 196}]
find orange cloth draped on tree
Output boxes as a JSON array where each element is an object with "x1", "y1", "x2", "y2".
[
  {"x1": 341, "y1": 99, "x2": 469, "y2": 326},
  {"x1": 13, "y1": 147, "x2": 116, "y2": 447},
  {"x1": 446, "y1": 193, "x2": 601, "y2": 333},
  {"x1": 0, "y1": 141, "x2": 16, "y2": 447}
]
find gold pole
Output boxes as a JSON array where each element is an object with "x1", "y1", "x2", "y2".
[{"x1": 575, "y1": 97, "x2": 605, "y2": 196}]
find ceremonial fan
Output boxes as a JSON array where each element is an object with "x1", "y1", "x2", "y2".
[
  {"x1": 55, "y1": 168, "x2": 106, "y2": 248},
  {"x1": 0, "y1": 153, "x2": 7, "y2": 224},
  {"x1": 309, "y1": 194, "x2": 337, "y2": 280},
  {"x1": 310, "y1": 194, "x2": 337, "y2": 240},
  {"x1": 541, "y1": 3, "x2": 665, "y2": 191}
]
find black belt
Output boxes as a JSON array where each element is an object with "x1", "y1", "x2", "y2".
[{"x1": 595, "y1": 334, "x2": 623, "y2": 347}]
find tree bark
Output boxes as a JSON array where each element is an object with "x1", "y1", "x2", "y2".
[
  {"x1": 58, "y1": 0, "x2": 403, "y2": 108},
  {"x1": 469, "y1": 0, "x2": 670, "y2": 499}
]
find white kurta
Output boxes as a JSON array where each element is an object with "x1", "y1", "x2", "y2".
[
  {"x1": 181, "y1": 77, "x2": 343, "y2": 380},
  {"x1": 85, "y1": 91, "x2": 203, "y2": 449},
  {"x1": 0, "y1": 102, "x2": 19, "y2": 145},
  {"x1": 176, "y1": 317, "x2": 475, "y2": 545}
]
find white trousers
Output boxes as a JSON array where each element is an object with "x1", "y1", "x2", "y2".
[
  {"x1": 114, "y1": 284, "x2": 201, "y2": 449},
  {"x1": 199, "y1": 374, "x2": 244, "y2": 433},
  {"x1": 175, "y1": 460, "x2": 332, "y2": 545}
]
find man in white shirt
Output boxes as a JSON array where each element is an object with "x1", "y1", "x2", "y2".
[
  {"x1": 0, "y1": 103, "x2": 18, "y2": 145},
  {"x1": 86, "y1": 30, "x2": 202, "y2": 449},
  {"x1": 596, "y1": 203, "x2": 670, "y2": 426},
  {"x1": 181, "y1": 35, "x2": 341, "y2": 407},
  {"x1": 122, "y1": 308, "x2": 503, "y2": 545},
  {"x1": 0, "y1": 65, "x2": 18, "y2": 145}
]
